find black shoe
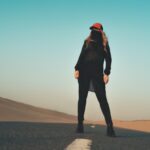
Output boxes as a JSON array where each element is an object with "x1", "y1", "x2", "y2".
[
  {"x1": 107, "y1": 125, "x2": 116, "y2": 137},
  {"x1": 76, "y1": 123, "x2": 84, "y2": 133}
]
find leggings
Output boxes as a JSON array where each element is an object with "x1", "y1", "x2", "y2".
[{"x1": 77, "y1": 73, "x2": 113, "y2": 126}]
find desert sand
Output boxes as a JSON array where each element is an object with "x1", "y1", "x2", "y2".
[
  {"x1": 0, "y1": 97, "x2": 149, "y2": 133},
  {"x1": 94, "y1": 120, "x2": 150, "y2": 133},
  {"x1": 0, "y1": 97, "x2": 77, "y2": 123}
]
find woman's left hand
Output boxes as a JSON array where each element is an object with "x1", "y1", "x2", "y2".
[{"x1": 103, "y1": 74, "x2": 109, "y2": 84}]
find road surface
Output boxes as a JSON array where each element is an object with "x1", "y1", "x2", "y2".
[{"x1": 0, "y1": 122, "x2": 150, "y2": 150}]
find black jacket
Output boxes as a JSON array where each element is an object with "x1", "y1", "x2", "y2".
[{"x1": 74, "y1": 40, "x2": 112, "y2": 76}]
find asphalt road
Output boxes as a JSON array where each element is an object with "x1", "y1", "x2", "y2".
[{"x1": 0, "y1": 122, "x2": 150, "y2": 150}]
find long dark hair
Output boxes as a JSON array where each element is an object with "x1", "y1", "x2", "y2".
[{"x1": 85, "y1": 30, "x2": 108, "y2": 51}]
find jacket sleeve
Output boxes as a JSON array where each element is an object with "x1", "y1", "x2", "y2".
[
  {"x1": 104, "y1": 42, "x2": 112, "y2": 75},
  {"x1": 74, "y1": 40, "x2": 87, "y2": 71}
]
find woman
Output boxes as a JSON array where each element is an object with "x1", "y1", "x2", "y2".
[{"x1": 74, "y1": 23, "x2": 116, "y2": 137}]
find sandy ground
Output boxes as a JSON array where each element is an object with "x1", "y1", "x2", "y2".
[
  {"x1": 0, "y1": 122, "x2": 150, "y2": 150},
  {"x1": 0, "y1": 96, "x2": 150, "y2": 133},
  {"x1": 0, "y1": 97, "x2": 150, "y2": 132},
  {"x1": 0, "y1": 97, "x2": 78, "y2": 123},
  {"x1": 94, "y1": 120, "x2": 150, "y2": 133}
]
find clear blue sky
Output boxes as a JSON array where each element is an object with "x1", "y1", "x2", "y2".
[{"x1": 0, "y1": 0, "x2": 150, "y2": 120}]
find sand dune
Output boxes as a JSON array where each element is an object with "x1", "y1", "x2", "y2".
[
  {"x1": 0, "y1": 97, "x2": 78, "y2": 123},
  {"x1": 0, "y1": 97, "x2": 149, "y2": 133},
  {"x1": 94, "y1": 120, "x2": 150, "y2": 133}
]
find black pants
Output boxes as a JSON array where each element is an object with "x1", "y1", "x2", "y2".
[{"x1": 77, "y1": 73, "x2": 113, "y2": 126}]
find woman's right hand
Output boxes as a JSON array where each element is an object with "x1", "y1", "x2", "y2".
[{"x1": 74, "y1": 70, "x2": 79, "y2": 79}]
